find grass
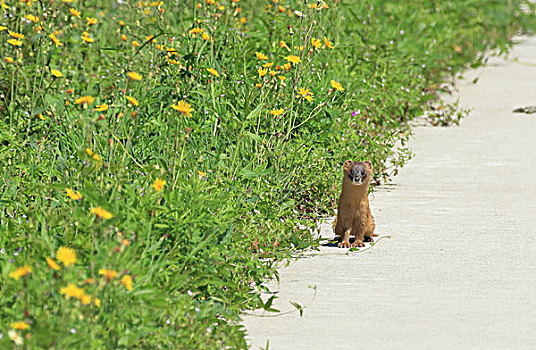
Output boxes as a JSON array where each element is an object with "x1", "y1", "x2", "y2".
[{"x1": 0, "y1": 0, "x2": 535, "y2": 348}]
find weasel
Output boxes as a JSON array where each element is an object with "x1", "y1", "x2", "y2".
[{"x1": 334, "y1": 160, "x2": 376, "y2": 248}]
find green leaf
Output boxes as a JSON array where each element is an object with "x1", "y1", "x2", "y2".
[
  {"x1": 239, "y1": 166, "x2": 272, "y2": 179},
  {"x1": 290, "y1": 302, "x2": 304, "y2": 317}
]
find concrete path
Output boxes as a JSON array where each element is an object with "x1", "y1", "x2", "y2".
[{"x1": 242, "y1": 36, "x2": 536, "y2": 350}]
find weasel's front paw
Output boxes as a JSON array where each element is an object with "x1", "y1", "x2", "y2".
[
  {"x1": 338, "y1": 241, "x2": 351, "y2": 248},
  {"x1": 351, "y1": 240, "x2": 365, "y2": 247}
]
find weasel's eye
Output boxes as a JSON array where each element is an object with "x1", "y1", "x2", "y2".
[{"x1": 349, "y1": 170, "x2": 354, "y2": 176}]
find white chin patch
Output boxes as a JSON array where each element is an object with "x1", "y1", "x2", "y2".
[{"x1": 351, "y1": 179, "x2": 363, "y2": 185}]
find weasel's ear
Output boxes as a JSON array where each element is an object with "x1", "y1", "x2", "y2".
[
  {"x1": 343, "y1": 160, "x2": 352, "y2": 170},
  {"x1": 364, "y1": 160, "x2": 373, "y2": 169}
]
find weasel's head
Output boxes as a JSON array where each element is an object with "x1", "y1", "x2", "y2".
[{"x1": 343, "y1": 160, "x2": 373, "y2": 186}]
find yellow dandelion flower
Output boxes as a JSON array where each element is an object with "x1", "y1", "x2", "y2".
[
  {"x1": 119, "y1": 20, "x2": 125, "y2": 26},
  {"x1": 70, "y1": 8, "x2": 81, "y2": 18},
  {"x1": 152, "y1": 178, "x2": 166, "y2": 192},
  {"x1": 99, "y1": 269, "x2": 117, "y2": 279},
  {"x1": 75, "y1": 95, "x2": 95, "y2": 105},
  {"x1": 92, "y1": 153, "x2": 102, "y2": 162},
  {"x1": 60, "y1": 283, "x2": 85, "y2": 299},
  {"x1": 81, "y1": 32, "x2": 94, "y2": 43},
  {"x1": 198, "y1": 171, "x2": 207, "y2": 179},
  {"x1": 8, "y1": 266, "x2": 32, "y2": 280},
  {"x1": 297, "y1": 87, "x2": 314, "y2": 102},
  {"x1": 269, "y1": 70, "x2": 276, "y2": 78},
  {"x1": 331, "y1": 80, "x2": 345, "y2": 92},
  {"x1": 279, "y1": 40, "x2": 290, "y2": 51},
  {"x1": 26, "y1": 14, "x2": 39, "y2": 22},
  {"x1": 66, "y1": 188, "x2": 82, "y2": 200},
  {"x1": 283, "y1": 62, "x2": 291, "y2": 70},
  {"x1": 145, "y1": 35, "x2": 156, "y2": 43},
  {"x1": 262, "y1": 62, "x2": 274, "y2": 68},
  {"x1": 126, "y1": 96, "x2": 139, "y2": 106},
  {"x1": 85, "y1": 148, "x2": 93, "y2": 156},
  {"x1": 4, "y1": 56, "x2": 14, "y2": 63},
  {"x1": 94, "y1": 104, "x2": 108, "y2": 112},
  {"x1": 80, "y1": 294, "x2": 92, "y2": 305},
  {"x1": 51, "y1": 69, "x2": 62, "y2": 78},
  {"x1": 311, "y1": 37, "x2": 322, "y2": 50},
  {"x1": 206, "y1": 68, "x2": 219, "y2": 77},
  {"x1": 45, "y1": 257, "x2": 60, "y2": 271},
  {"x1": 10, "y1": 322, "x2": 30, "y2": 330},
  {"x1": 56, "y1": 247, "x2": 77, "y2": 266},
  {"x1": 132, "y1": 40, "x2": 140, "y2": 47},
  {"x1": 90, "y1": 207, "x2": 113, "y2": 219},
  {"x1": 121, "y1": 275, "x2": 133, "y2": 291},
  {"x1": 239, "y1": 17, "x2": 246, "y2": 24},
  {"x1": 127, "y1": 71, "x2": 142, "y2": 81},
  {"x1": 201, "y1": 32, "x2": 210, "y2": 41},
  {"x1": 7, "y1": 39, "x2": 22, "y2": 46},
  {"x1": 270, "y1": 108, "x2": 284, "y2": 117},
  {"x1": 171, "y1": 100, "x2": 193, "y2": 116},
  {"x1": 37, "y1": 113, "x2": 45, "y2": 121},
  {"x1": 255, "y1": 83, "x2": 262, "y2": 88},
  {"x1": 94, "y1": 298, "x2": 101, "y2": 307},
  {"x1": 189, "y1": 28, "x2": 204, "y2": 35},
  {"x1": 255, "y1": 52, "x2": 268, "y2": 60},
  {"x1": 285, "y1": 55, "x2": 301, "y2": 65},
  {"x1": 121, "y1": 34, "x2": 127, "y2": 41},
  {"x1": 0, "y1": 26, "x2": 6, "y2": 31},
  {"x1": 8, "y1": 31, "x2": 25, "y2": 39},
  {"x1": 86, "y1": 17, "x2": 97, "y2": 25},
  {"x1": 49, "y1": 33, "x2": 63, "y2": 47},
  {"x1": 323, "y1": 37, "x2": 334, "y2": 49},
  {"x1": 258, "y1": 68, "x2": 267, "y2": 77}
]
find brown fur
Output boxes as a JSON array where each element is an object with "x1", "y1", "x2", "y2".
[{"x1": 334, "y1": 160, "x2": 376, "y2": 248}]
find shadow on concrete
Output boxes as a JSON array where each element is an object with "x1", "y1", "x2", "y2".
[{"x1": 321, "y1": 236, "x2": 375, "y2": 247}]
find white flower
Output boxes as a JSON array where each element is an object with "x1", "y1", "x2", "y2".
[{"x1": 8, "y1": 330, "x2": 23, "y2": 345}]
